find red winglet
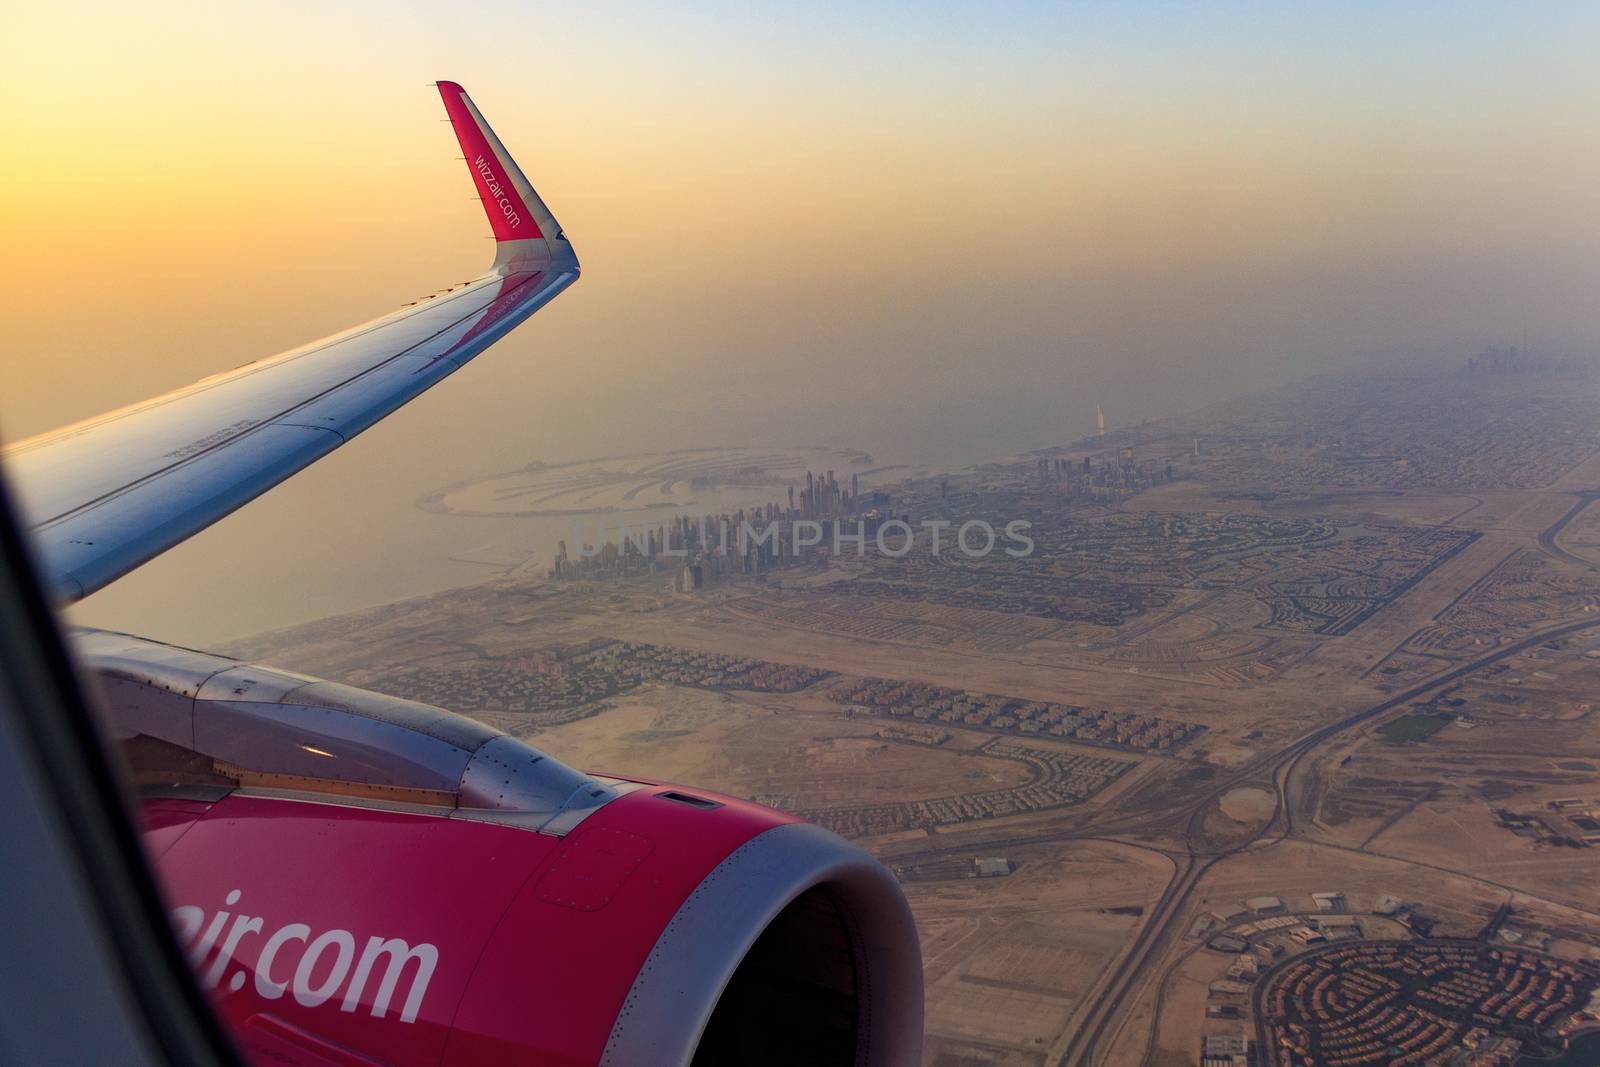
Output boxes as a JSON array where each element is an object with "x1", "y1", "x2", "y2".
[{"x1": 437, "y1": 81, "x2": 543, "y2": 242}]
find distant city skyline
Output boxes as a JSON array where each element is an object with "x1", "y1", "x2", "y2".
[{"x1": 5, "y1": 1, "x2": 1599, "y2": 642}]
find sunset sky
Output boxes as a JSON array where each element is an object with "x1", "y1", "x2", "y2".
[{"x1": 4, "y1": 2, "x2": 1599, "y2": 641}]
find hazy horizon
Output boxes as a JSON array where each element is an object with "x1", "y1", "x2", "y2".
[{"x1": 5, "y1": 1, "x2": 1599, "y2": 643}]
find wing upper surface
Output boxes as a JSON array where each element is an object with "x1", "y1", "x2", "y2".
[{"x1": 3, "y1": 82, "x2": 578, "y2": 602}]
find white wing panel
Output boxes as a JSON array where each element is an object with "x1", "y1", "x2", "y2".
[
  {"x1": 9, "y1": 276, "x2": 512, "y2": 523},
  {"x1": 7, "y1": 268, "x2": 573, "y2": 600}
]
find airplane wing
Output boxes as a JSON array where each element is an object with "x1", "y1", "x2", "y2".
[{"x1": 2, "y1": 81, "x2": 579, "y2": 603}]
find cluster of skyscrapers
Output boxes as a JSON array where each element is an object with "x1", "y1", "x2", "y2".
[
  {"x1": 791, "y1": 468, "x2": 867, "y2": 520},
  {"x1": 1035, "y1": 451, "x2": 1177, "y2": 495}
]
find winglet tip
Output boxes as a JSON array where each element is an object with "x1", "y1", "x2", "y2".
[{"x1": 433, "y1": 80, "x2": 576, "y2": 271}]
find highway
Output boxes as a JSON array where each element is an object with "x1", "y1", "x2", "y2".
[{"x1": 1537, "y1": 491, "x2": 1600, "y2": 570}]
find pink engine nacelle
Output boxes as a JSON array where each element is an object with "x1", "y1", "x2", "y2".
[{"x1": 81, "y1": 630, "x2": 923, "y2": 1067}]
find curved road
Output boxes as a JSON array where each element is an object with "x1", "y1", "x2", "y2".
[{"x1": 1537, "y1": 491, "x2": 1600, "y2": 570}]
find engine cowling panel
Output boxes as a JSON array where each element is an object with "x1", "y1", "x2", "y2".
[{"x1": 147, "y1": 783, "x2": 920, "y2": 1066}]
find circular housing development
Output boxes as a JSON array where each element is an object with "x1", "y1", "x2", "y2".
[{"x1": 1258, "y1": 940, "x2": 1600, "y2": 1066}]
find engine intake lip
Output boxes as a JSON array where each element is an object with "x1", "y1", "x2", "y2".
[{"x1": 600, "y1": 821, "x2": 923, "y2": 1067}]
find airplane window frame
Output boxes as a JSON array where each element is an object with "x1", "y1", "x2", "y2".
[{"x1": 0, "y1": 467, "x2": 239, "y2": 1066}]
